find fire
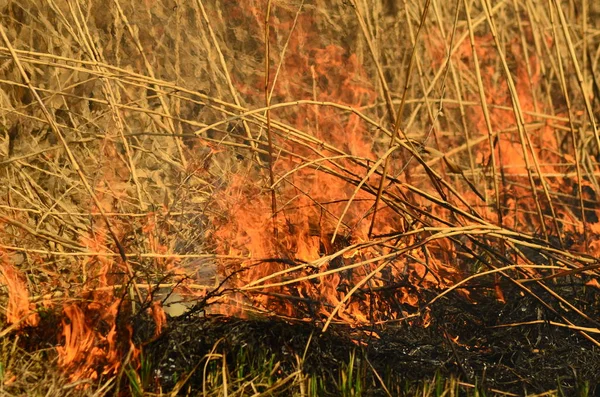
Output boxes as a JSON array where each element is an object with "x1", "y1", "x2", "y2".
[
  {"x1": 46, "y1": 137, "x2": 147, "y2": 383},
  {"x1": 56, "y1": 298, "x2": 138, "y2": 381},
  {"x1": 206, "y1": 3, "x2": 467, "y2": 326},
  {"x1": 3, "y1": 0, "x2": 600, "y2": 389},
  {"x1": 53, "y1": 226, "x2": 139, "y2": 382},
  {"x1": 0, "y1": 252, "x2": 39, "y2": 328},
  {"x1": 202, "y1": 3, "x2": 600, "y2": 329}
]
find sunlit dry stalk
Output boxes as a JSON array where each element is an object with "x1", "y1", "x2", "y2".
[
  {"x1": 242, "y1": 237, "x2": 401, "y2": 291},
  {"x1": 480, "y1": 0, "x2": 562, "y2": 245},
  {"x1": 194, "y1": 0, "x2": 260, "y2": 166},
  {"x1": 111, "y1": 0, "x2": 187, "y2": 169},
  {"x1": 264, "y1": 0, "x2": 278, "y2": 234},
  {"x1": 260, "y1": 370, "x2": 302, "y2": 394},
  {"x1": 239, "y1": 225, "x2": 548, "y2": 294},
  {"x1": 331, "y1": 145, "x2": 401, "y2": 242},
  {"x1": 196, "y1": 100, "x2": 392, "y2": 141},
  {"x1": 0, "y1": 45, "x2": 506, "y2": 180},
  {"x1": 375, "y1": 98, "x2": 577, "y2": 126},
  {"x1": 536, "y1": 261, "x2": 600, "y2": 282},
  {"x1": 432, "y1": 0, "x2": 477, "y2": 179},
  {"x1": 260, "y1": 0, "x2": 311, "y2": 232},
  {"x1": 536, "y1": 279, "x2": 599, "y2": 323},
  {"x1": 168, "y1": 359, "x2": 202, "y2": 396},
  {"x1": 267, "y1": 1, "x2": 305, "y2": 102},
  {"x1": 456, "y1": 382, "x2": 519, "y2": 397},
  {"x1": 0, "y1": 206, "x2": 212, "y2": 218},
  {"x1": 462, "y1": 0, "x2": 505, "y2": 302},
  {"x1": 0, "y1": 137, "x2": 94, "y2": 166},
  {"x1": 526, "y1": 284, "x2": 600, "y2": 347},
  {"x1": 0, "y1": 214, "x2": 83, "y2": 251},
  {"x1": 548, "y1": 4, "x2": 588, "y2": 247},
  {"x1": 401, "y1": 1, "x2": 506, "y2": 132},
  {"x1": 7, "y1": 38, "x2": 563, "y2": 142},
  {"x1": 13, "y1": 159, "x2": 87, "y2": 235},
  {"x1": 398, "y1": 160, "x2": 484, "y2": 220},
  {"x1": 512, "y1": 0, "x2": 541, "y2": 115},
  {"x1": 0, "y1": 46, "x2": 244, "y2": 116},
  {"x1": 427, "y1": 261, "x2": 600, "y2": 347},
  {"x1": 203, "y1": 339, "x2": 225, "y2": 396},
  {"x1": 428, "y1": 264, "x2": 561, "y2": 306},
  {"x1": 368, "y1": 0, "x2": 431, "y2": 239},
  {"x1": 349, "y1": 0, "x2": 396, "y2": 126},
  {"x1": 0, "y1": 244, "x2": 237, "y2": 261},
  {"x1": 491, "y1": 320, "x2": 600, "y2": 334},
  {"x1": 551, "y1": 0, "x2": 600, "y2": 172},
  {"x1": 272, "y1": 155, "x2": 361, "y2": 188},
  {"x1": 487, "y1": 233, "x2": 594, "y2": 263},
  {"x1": 582, "y1": 0, "x2": 589, "y2": 90},
  {"x1": 321, "y1": 254, "x2": 398, "y2": 332},
  {"x1": 193, "y1": 101, "x2": 434, "y2": 192},
  {"x1": 365, "y1": 357, "x2": 393, "y2": 397},
  {"x1": 0, "y1": 27, "x2": 139, "y2": 296},
  {"x1": 64, "y1": 1, "x2": 147, "y2": 210},
  {"x1": 402, "y1": 0, "x2": 443, "y2": 166}
]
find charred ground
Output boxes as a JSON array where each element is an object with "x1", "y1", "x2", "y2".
[{"x1": 138, "y1": 281, "x2": 600, "y2": 395}]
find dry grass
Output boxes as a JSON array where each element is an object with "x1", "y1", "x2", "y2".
[{"x1": 0, "y1": 0, "x2": 599, "y2": 395}]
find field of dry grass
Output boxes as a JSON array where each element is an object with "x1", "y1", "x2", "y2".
[{"x1": 1, "y1": 0, "x2": 600, "y2": 395}]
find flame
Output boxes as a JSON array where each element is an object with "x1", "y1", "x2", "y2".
[
  {"x1": 56, "y1": 300, "x2": 137, "y2": 382},
  {"x1": 54, "y1": 209, "x2": 141, "y2": 381},
  {"x1": 204, "y1": 2, "x2": 469, "y2": 326},
  {"x1": 6, "y1": 1, "x2": 600, "y2": 384},
  {"x1": 149, "y1": 301, "x2": 167, "y2": 337},
  {"x1": 202, "y1": 4, "x2": 600, "y2": 328},
  {"x1": 0, "y1": 253, "x2": 39, "y2": 328}
]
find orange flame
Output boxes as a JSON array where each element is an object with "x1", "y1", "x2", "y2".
[
  {"x1": 57, "y1": 300, "x2": 137, "y2": 382},
  {"x1": 53, "y1": 222, "x2": 140, "y2": 381},
  {"x1": 0, "y1": 253, "x2": 39, "y2": 328},
  {"x1": 204, "y1": 2, "x2": 469, "y2": 326}
]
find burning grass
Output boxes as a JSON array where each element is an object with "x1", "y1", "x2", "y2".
[{"x1": 1, "y1": 0, "x2": 600, "y2": 395}]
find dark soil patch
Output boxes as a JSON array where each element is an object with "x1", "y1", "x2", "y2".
[{"x1": 142, "y1": 282, "x2": 600, "y2": 395}]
